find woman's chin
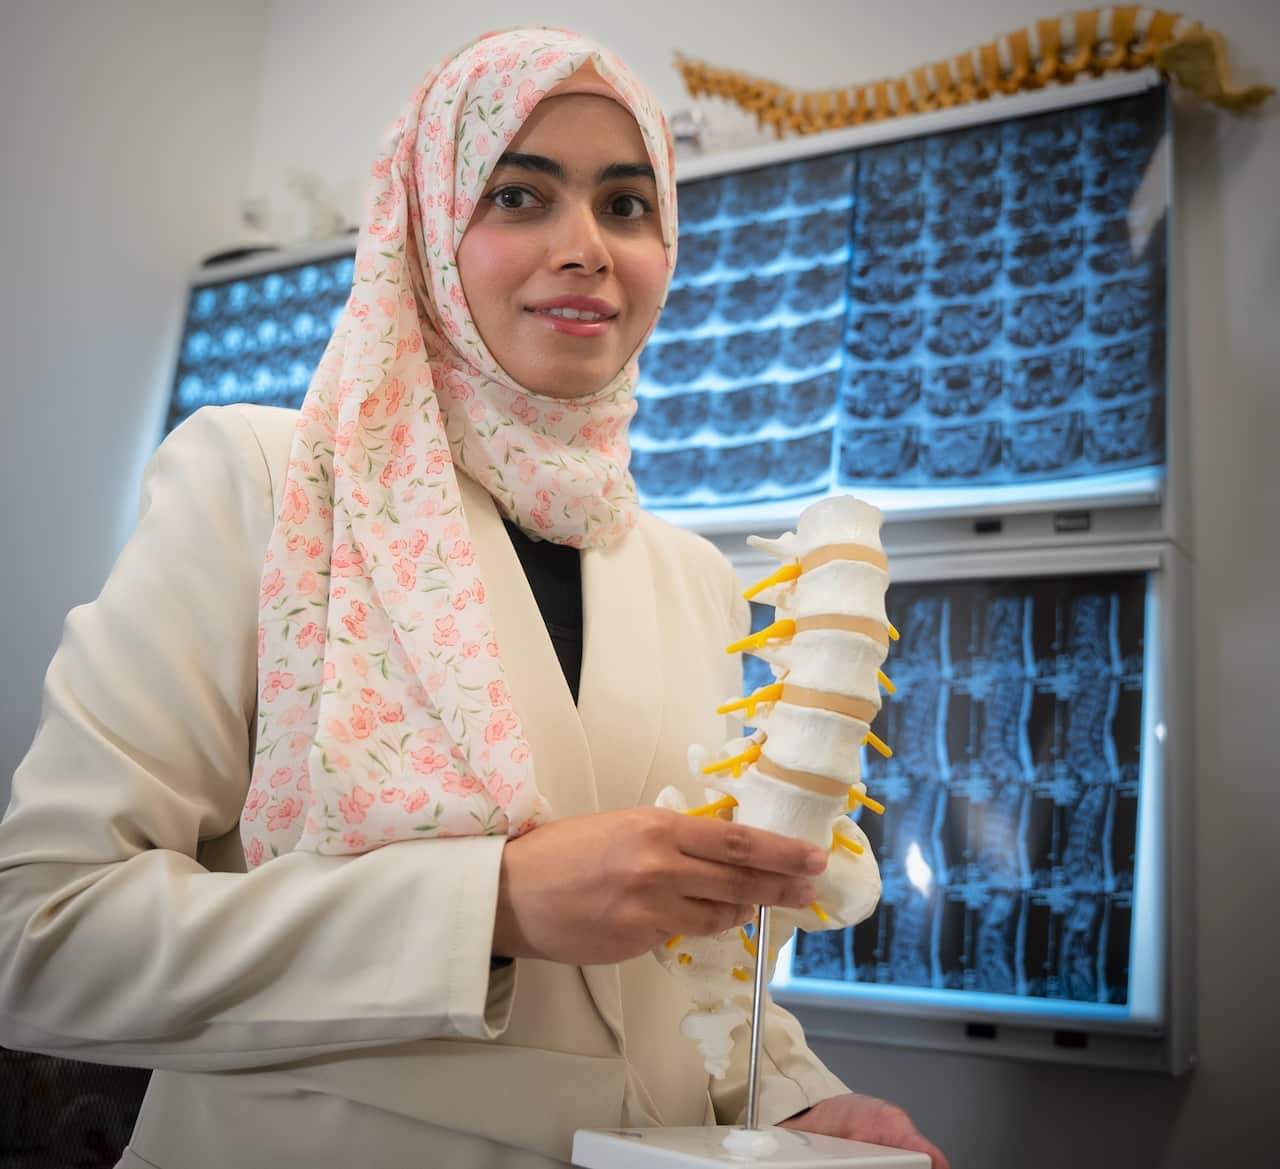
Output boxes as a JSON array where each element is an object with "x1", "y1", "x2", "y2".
[{"x1": 517, "y1": 361, "x2": 623, "y2": 401}]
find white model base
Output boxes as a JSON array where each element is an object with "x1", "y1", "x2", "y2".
[{"x1": 571, "y1": 1125, "x2": 931, "y2": 1168}]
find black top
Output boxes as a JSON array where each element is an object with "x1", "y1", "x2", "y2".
[{"x1": 502, "y1": 521, "x2": 583, "y2": 704}]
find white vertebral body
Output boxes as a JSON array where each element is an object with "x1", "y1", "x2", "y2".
[
  {"x1": 756, "y1": 628, "x2": 887, "y2": 707},
  {"x1": 749, "y1": 705, "x2": 870, "y2": 793},
  {"x1": 746, "y1": 494, "x2": 884, "y2": 563},
  {"x1": 724, "y1": 764, "x2": 847, "y2": 847},
  {"x1": 770, "y1": 558, "x2": 890, "y2": 628},
  {"x1": 656, "y1": 496, "x2": 893, "y2": 1078}
]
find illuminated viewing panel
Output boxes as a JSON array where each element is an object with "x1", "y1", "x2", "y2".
[
  {"x1": 166, "y1": 90, "x2": 1169, "y2": 527},
  {"x1": 635, "y1": 87, "x2": 1169, "y2": 520},
  {"x1": 761, "y1": 569, "x2": 1159, "y2": 1025},
  {"x1": 166, "y1": 255, "x2": 353, "y2": 433}
]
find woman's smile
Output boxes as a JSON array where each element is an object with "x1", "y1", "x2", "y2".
[{"x1": 525, "y1": 295, "x2": 620, "y2": 336}]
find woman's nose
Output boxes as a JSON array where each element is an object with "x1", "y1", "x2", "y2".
[{"x1": 550, "y1": 203, "x2": 610, "y2": 274}]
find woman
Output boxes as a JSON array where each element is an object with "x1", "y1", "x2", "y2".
[{"x1": 0, "y1": 28, "x2": 946, "y2": 1169}]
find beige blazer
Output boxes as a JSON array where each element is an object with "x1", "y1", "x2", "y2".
[{"x1": 0, "y1": 405, "x2": 847, "y2": 1169}]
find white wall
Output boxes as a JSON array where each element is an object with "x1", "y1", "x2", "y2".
[
  {"x1": 1, "y1": 0, "x2": 269, "y2": 799},
  {"x1": 244, "y1": 0, "x2": 1103, "y2": 238},
  {"x1": 3, "y1": 1, "x2": 1277, "y2": 1166}
]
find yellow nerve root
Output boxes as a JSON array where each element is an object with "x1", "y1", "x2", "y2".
[
  {"x1": 878, "y1": 670, "x2": 896, "y2": 694},
  {"x1": 701, "y1": 742, "x2": 762, "y2": 778},
  {"x1": 725, "y1": 618, "x2": 796, "y2": 655},
  {"x1": 847, "y1": 788, "x2": 886, "y2": 815},
  {"x1": 809, "y1": 901, "x2": 830, "y2": 924},
  {"x1": 740, "y1": 929, "x2": 780, "y2": 964},
  {"x1": 888, "y1": 622, "x2": 900, "y2": 641},
  {"x1": 832, "y1": 831, "x2": 865, "y2": 856},
  {"x1": 664, "y1": 935, "x2": 683, "y2": 949},
  {"x1": 732, "y1": 967, "x2": 752, "y2": 982},
  {"x1": 686, "y1": 795, "x2": 740, "y2": 817},
  {"x1": 742, "y1": 562, "x2": 802, "y2": 600},
  {"x1": 717, "y1": 682, "x2": 784, "y2": 718},
  {"x1": 863, "y1": 731, "x2": 893, "y2": 759},
  {"x1": 678, "y1": 953, "x2": 692, "y2": 965}
]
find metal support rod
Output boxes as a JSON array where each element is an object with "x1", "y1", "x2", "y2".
[{"x1": 744, "y1": 903, "x2": 770, "y2": 1130}]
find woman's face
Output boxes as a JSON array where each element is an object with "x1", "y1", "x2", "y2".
[{"x1": 457, "y1": 93, "x2": 669, "y2": 400}]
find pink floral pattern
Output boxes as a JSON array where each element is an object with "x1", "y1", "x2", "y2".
[{"x1": 239, "y1": 28, "x2": 677, "y2": 867}]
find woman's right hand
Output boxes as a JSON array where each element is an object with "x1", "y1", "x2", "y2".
[{"x1": 491, "y1": 807, "x2": 828, "y2": 966}]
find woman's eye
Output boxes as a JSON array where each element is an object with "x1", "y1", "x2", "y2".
[
  {"x1": 490, "y1": 186, "x2": 537, "y2": 210},
  {"x1": 608, "y1": 193, "x2": 650, "y2": 219}
]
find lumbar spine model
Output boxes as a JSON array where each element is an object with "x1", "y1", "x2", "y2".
[{"x1": 654, "y1": 495, "x2": 895, "y2": 1078}]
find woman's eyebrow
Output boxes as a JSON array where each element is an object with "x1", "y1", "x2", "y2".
[
  {"x1": 493, "y1": 152, "x2": 565, "y2": 180},
  {"x1": 491, "y1": 153, "x2": 656, "y2": 184},
  {"x1": 599, "y1": 161, "x2": 656, "y2": 183}
]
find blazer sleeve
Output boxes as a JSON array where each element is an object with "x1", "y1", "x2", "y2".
[
  {"x1": 0, "y1": 406, "x2": 515, "y2": 1073},
  {"x1": 704, "y1": 551, "x2": 851, "y2": 1125}
]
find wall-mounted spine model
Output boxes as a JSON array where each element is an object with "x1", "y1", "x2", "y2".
[
  {"x1": 675, "y1": 8, "x2": 1273, "y2": 139},
  {"x1": 653, "y1": 495, "x2": 895, "y2": 1077}
]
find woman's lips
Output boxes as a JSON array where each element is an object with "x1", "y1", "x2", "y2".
[
  {"x1": 525, "y1": 298, "x2": 618, "y2": 337},
  {"x1": 528, "y1": 309, "x2": 614, "y2": 337}
]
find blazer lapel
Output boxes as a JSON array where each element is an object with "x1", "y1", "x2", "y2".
[
  {"x1": 459, "y1": 473, "x2": 635, "y2": 1047},
  {"x1": 574, "y1": 523, "x2": 664, "y2": 1054},
  {"x1": 459, "y1": 472, "x2": 597, "y2": 821},
  {"x1": 577, "y1": 526, "x2": 663, "y2": 814}
]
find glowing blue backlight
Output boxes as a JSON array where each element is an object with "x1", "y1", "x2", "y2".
[
  {"x1": 768, "y1": 571, "x2": 1149, "y2": 1017},
  {"x1": 165, "y1": 90, "x2": 1169, "y2": 526}
]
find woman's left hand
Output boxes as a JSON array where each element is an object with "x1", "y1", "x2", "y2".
[{"x1": 780, "y1": 1093, "x2": 950, "y2": 1169}]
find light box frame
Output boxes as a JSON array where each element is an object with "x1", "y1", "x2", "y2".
[{"x1": 717, "y1": 537, "x2": 1194, "y2": 1073}]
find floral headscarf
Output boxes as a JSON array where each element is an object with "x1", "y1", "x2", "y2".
[{"x1": 240, "y1": 28, "x2": 678, "y2": 869}]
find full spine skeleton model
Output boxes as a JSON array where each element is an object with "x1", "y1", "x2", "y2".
[
  {"x1": 675, "y1": 7, "x2": 1272, "y2": 141},
  {"x1": 653, "y1": 496, "x2": 895, "y2": 1077}
]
